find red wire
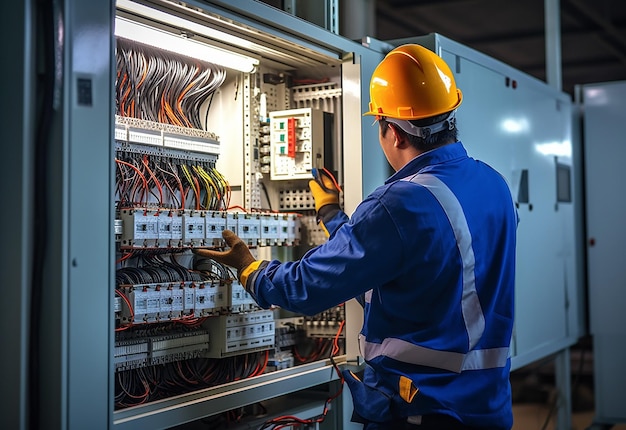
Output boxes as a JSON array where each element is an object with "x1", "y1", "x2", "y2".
[
  {"x1": 332, "y1": 320, "x2": 345, "y2": 356},
  {"x1": 251, "y1": 350, "x2": 269, "y2": 377},
  {"x1": 115, "y1": 289, "x2": 134, "y2": 321},
  {"x1": 192, "y1": 176, "x2": 201, "y2": 210},
  {"x1": 227, "y1": 205, "x2": 248, "y2": 213},
  {"x1": 170, "y1": 163, "x2": 185, "y2": 209},
  {"x1": 264, "y1": 320, "x2": 346, "y2": 428},
  {"x1": 116, "y1": 252, "x2": 134, "y2": 265},
  {"x1": 322, "y1": 167, "x2": 342, "y2": 193}
]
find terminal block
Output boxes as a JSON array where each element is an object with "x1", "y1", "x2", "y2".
[
  {"x1": 304, "y1": 305, "x2": 345, "y2": 338},
  {"x1": 205, "y1": 211, "x2": 229, "y2": 246},
  {"x1": 182, "y1": 210, "x2": 206, "y2": 247},
  {"x1": 259, "y1": 213, "x2": 281, "y2": 245},
  {"x1": 234, "y1": 212, "x2": 262, "y2": 245},
  {"x1": 115, "y1": 330, "x2": 210, "y2": 371},
  {"x1": 150, "y1": 331, "x2": 210, "y2": 366},
  {"x1": 204, "y1": 310, "x2": 275, "y2": 358},
  {"x1": 115, "y1": 338, "x2": 149, "y2": 371}
]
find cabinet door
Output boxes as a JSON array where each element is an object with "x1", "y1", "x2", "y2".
[{"x1": 583, "y1": 81, "x2": 626, "y2": 421}]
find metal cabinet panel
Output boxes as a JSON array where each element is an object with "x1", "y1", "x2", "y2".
[
  {"x1": 581, "y1": 81, "x2": 626, "y2": 423},
  {"x1": 447, "y1": 50, "x2": 575, "y2": 367}
]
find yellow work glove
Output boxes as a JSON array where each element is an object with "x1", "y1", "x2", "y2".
[
  {"x1": 308, "y1": 168, "x2": 340, "y2": 212},
  {"x1": 193, "y1": 230, "x2": 262, "y2": 288},
  {"x1": 309, "y1": 168, "x2": 341, "y2": 237}
]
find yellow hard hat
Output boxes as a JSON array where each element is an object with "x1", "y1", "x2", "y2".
[{"x1": 364, "y1": 44, "x2": 462, "y2": 120}]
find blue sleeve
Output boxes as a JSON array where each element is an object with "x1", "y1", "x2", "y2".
[
  {"x1": 322, "y1": 209, "x2": 349, "y2": 236},
  {"x1": 250, "y1": 197, "x2": 405, "y2": 315}
]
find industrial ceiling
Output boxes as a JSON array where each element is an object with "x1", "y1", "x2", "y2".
[
  {"x1": 374, "y1": 0, "x2": 626, "y2": 96},
  {"x1": 260, "y1": 0, "x2": 626, "y2": 97}
]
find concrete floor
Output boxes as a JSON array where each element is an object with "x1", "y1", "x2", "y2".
[
  {"x1": 512, "y1": 403, "x2": 626, "y2": 430},
  {"x1": 510, "y1": 356, "x2": 626, "y2": 430}
]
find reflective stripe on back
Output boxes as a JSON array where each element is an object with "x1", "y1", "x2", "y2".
[
  {"x1": 408, "y1": 173, "x2": 485, "y2": 349},
  {"x1": 360, "y1": 173, "x2": 509, "y2": 372}
]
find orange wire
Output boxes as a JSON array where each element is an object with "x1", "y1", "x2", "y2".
[
  {"x1": 227, "y1": 205, "x2": 248, "y2": 213},
  {"x1": 251, "y1": 350, "x2": 269, "y2": 377},
  {"x1": 116, "y1": 252, "x2": 134, "y2": 265},
  {"x1": 170, "y1": 163, "x2": 185, "y2": 209},
  {"x1": 332, "y1": 320, "x2": 345, "y2": 355},
  {"x1": 176, "y1": 68, "x2": 200, "y2": 128},
  {"x1": 119, "y1": 73, "x2": 129, "y2": 116},
  {"x1": 115, "y1": 159, "x2": 149, "y2": 206},
  {"x1": 142, "y1": 156, "x2": 163, "y2": 205}
]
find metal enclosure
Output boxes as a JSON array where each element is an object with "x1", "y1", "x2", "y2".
[
  {"x1": 110, "y1": 1, "x2": 382, "y2": 429},
  {"x1": 579, "y1": 81, "x2": 626, "y2": 426}
]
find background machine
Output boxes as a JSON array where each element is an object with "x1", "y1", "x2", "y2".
[{"x1": 2, "y1": 1, "x2": 585, "y2": 429}]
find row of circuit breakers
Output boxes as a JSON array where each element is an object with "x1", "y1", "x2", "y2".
[
  {"x1": 117, "y1": 208, "x2": 301, "y2": 248},
  {"x1": 113, "y1": 210, "x2": 302, "y2": 369}
]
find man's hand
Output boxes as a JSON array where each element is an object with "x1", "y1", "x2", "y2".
[
  {"x1": 193, "y1": 230, "x2": 255, "y2": 280},
  {"x1": 309, "y1": 168, "x2": 340, "y2": 212}
]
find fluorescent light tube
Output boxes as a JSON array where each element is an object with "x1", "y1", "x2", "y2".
[{"x1": 114, "y1": 16, "x2": 258, "y2": 73}]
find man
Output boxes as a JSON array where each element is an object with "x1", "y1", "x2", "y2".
[{"x1": 194, "y1": 44, "x2": 517, "y2": 430}]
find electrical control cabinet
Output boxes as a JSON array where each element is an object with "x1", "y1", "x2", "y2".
[
  {"x1": 4, "y1": 1, "x2": 586, "y2": 429},
  {"x1": 106, "y1": 1, "x2": 377, "y2": 429}
]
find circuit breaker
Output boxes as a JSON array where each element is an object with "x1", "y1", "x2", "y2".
[{"x1": 269, "y1": 108, "x2": 327, "y2": 180}]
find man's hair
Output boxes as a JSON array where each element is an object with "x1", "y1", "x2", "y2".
[{"x1": 380, "y1": 112, "x2": 458, "y2": 151}]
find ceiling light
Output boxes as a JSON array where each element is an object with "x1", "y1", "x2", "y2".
[{"x1": 114, "y1": 16, "x2": 258, "y2": 73}]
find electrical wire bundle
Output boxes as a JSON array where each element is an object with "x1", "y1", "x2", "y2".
[
  {"x1": 116, "y1": 37, "x2": 226, "y2": 130},
  {"x1": 116, "y1": 253, "x2": 207, "y2": 286},
  {"x1": 258, "y1": 320, "x2": 345, "y2": 430},
  {"x1": 115, "y1": 350, "x2": 269, "y2": 409},
  {"x1": 113, "y1": 252, "x2": 270, "y2": 409},
  {"x1": 115, "y1": 152, "x2": 231, "y2": 210},
  {"x1": 293, "y1": 337, "x2": 334, "y2": 364}
]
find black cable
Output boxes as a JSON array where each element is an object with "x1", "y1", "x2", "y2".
[{"x1": 260, "y1": 181, "x2": 273, "y2": 211}]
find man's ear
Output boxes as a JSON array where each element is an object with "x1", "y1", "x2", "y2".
[{"x1": 388, "y1": 124, "x2": 410, "y2": 148}]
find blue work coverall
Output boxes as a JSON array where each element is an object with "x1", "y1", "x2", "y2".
[{"x1": 247, "y1": 141, "x2": 517, "y2": 429}]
